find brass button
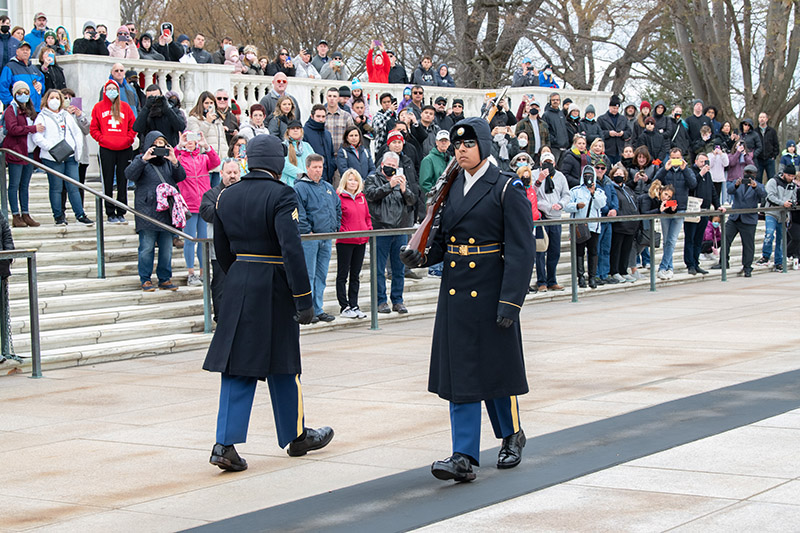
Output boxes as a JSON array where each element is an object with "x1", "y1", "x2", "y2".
[
  {"x1": 449, "y1": 289, "x2": 456, "y2": 295},
  {"x1": 450, "y1": 261, "x2": 456, "y2": 268},
  {"x1": 450, "y1": 236, "x2": 456, "y2": 243},
  {"x1": 468, "y1": 238, "x2": 475, "y2": 244},
  {"x1": 469, "y1": 261, "x2": 476, "y2": 269},
  {"x1": 471, "y1": 291, "x2": 478, "y2": 297}
]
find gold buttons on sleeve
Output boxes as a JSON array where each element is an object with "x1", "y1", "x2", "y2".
[
  {"x1": 450, "y1": 236, "x2": 456, "y2": 242},
  {"x1": 471, "y1": 291, "x2": 478, "y2": 297},
  {"x1": 450, "y1": 261, "x2": 456, "y2": 268},
  {"x1": 468, "y1": 238, "x2": 475, "y2": 244},
  {"x1": 469, "y1": 262, "x2": 476, "y2": 269},
  {"x1": 449, "y1": 289, "x2": 456, "y2": 295}
]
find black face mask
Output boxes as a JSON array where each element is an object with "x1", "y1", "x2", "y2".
[
  {"x1": 530, "y1": 108, "x2": 538, "y2": 116},
  {"x1": 382, "y1": 165, "x2": 397, "y2": 177},
  {"x1": 612, "y1": 175, "x2": 625, "y2": 184},
  {"x1": 0, "y1": 25, "x2": 10, "y2": 34},
  {"x1": 98, "y1": 33, "x2": 107, "y2": 40}
]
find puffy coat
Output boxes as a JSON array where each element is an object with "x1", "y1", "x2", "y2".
[
  {"x1": 560, "y1": 149, "x2": 589, "y2": 188},
  {"x1": 2, "y1": 102, "x2": 37, "y2": 164},
  {"x1": 175, "y1": 146, "x2": 220, "y2": 212},
  {"x1": 336, "y1": 143, "x2": 375, "y2": 180},
  {"x1": 0, "y1": 58, "x2": 44, "y2": 111},
  {"x1": 186, "y1": 114, "x2": 226, "y2": 172},
  {"x1": 653, "y1": 164, "x2": 698, "y2": 211},
  {"x1": 337, "y1": 190, "x2": 373, "y2": 244},
  {"x1": 363, "y1": 169, "x2": 417, "y2": 228},
  {"x1": 32, "y1": 107, "x2": 85, "y2": 162},
  {"x1": 738, "y1": 119, "x2": 762, "y2": 159},
  {"x1": 125, "y1": 131, "x2": 187, "y2": 232}
]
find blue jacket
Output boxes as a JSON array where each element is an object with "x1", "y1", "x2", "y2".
[
  {"x1": 24, "y1": 28, "x2": 45, "y2": 51},
  {"x1": 0, "y1": 34, "x2": 20, "y2": 68},
  {"x1": 303, "y1": 118, "x2": 335, "y2": 183},
  {"x1": 727, "y1": 181, "x2": 766, "y2": 225},
  {"x1": 780, "y1": 150, "x2": 800, "y2": 172},
  {"x1": 654, "y1": 164, "x2": 698, "y2": 211},
  {"x1": 0, "y1": 58, "x2": 45, "y2": 111},
  {"x1": 294, "y1": 175, "x2": 342, "y2": 234},
  {"x1": 599, "y1": 175, "x2": 618, "y2": 215},
  {"x1": 539, "y1": 71, "x2": 559, "y2": 88},
  {"x1": 336, "y1": 144, "x2": 375, "y2": 180}
]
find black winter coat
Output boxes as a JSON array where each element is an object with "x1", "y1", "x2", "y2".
[
  {"x1": 597, "y1": 111, "x2": 632, "y2": 157},
  {"x1": 0, "y1": 215, "x2": 13, "y2": 278},
  {"x1": 203, "y1": 170, "x2": 312, "y2": 379},
  {"x1": 579, "y1": 118, "x2": 603, "y2": 147},
  {"x1": 758, "y1": 125, "x2": 780, "y2": 161},
  {"x1": 667, "y1": 118, "x2": 691, "y2": 157},
  {"x1": 38, "y1": 64, "x2": 66, "y2": 92},
  {"x1": 636, "y1": 129, "x2": 667, "y2": 162},
  {"x1": 125, "y1": 131, "x2": 187, "y2": 233},
  {"x1": 153, "y1": 41, "x2": 184, "y2": 62},
  {"x1": 612, "y1": 183, "x2": 639, "y2": 234},
  {"x1": 560, "y1": 149, "x2": 589, "y2": 189},
  {"x1": 424, "y1": 163, "x2": 534, "y2": 402},
  {"x1": 133, "y1": 97, "x2": 186, "y2": 148},
  {"x1": 691, "y1": 165, "x2": 720, "y2": 209},
  {"x1": 72, "y1": 38, "x2": 109, "y2": 56},
  {"x1": 364, "y1": 169, "x2": 417, "y2": 229},
  {"x1": 543, "y1": 105, "x2": 569, "y2": 149}
]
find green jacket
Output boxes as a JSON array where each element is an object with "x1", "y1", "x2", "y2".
[{"x1": 419, "y1": 147, "x2": 451, "y2": 194}]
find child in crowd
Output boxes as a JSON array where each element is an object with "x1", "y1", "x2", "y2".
[
  {"x1": 700, "y1": 215, "x2": 722, "y2": 262},
  {"x1": 175, "y1": 131, "x2": 220, "y2": 287}
]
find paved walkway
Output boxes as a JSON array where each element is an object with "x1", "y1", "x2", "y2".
[{"x1": 1, "y1": 274, "x2": 799, "y2": 532}]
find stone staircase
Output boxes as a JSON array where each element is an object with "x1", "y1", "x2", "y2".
[{"x1": 4, "y1": 173, "x2": 780, "y2": 374}]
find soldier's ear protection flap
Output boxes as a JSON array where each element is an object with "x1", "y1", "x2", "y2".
[{"x1": 282, "y1": 143, "x2": 288, "y2": 157}]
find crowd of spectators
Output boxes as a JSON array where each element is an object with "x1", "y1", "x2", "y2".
[{"x1": 0, "y1": 11, "x2": 797, "y2": 316}]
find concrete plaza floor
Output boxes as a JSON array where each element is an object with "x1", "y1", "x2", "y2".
[{"x1": 1, "y1": 273, "x2": 799, "y2": 532}]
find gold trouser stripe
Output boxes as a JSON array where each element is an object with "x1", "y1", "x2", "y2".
[
  {"x1": 510, "y1": 395, "x2": 520, "y2": 433},
  {"x1": 295, "y1": 375, "x2": 304, "y2": 437}
]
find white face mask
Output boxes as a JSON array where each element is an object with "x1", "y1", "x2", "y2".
[
  {"x1": 518, "y1": 138, "x2": 528, "y2": 148},
  {"x1": 47, "y1": 98, "x2": 61, "y2": 111},
  {"x1": 245, "y1": 53, "x2": 255, "y2": 61}
]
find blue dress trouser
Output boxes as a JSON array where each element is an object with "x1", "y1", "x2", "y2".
[
  {"x1": 216, "y1": 373, "x2": 305, "y2": 448},
  {"x1": 449, "y1": 396, "x2": 521, "y2": 466}
]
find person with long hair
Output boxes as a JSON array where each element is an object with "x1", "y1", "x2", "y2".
[
  {"x1": 55, "y1": 26, "x2": 71, "y2": 54},
  {"x1": 336, "y1": 125, "x2": 375, "y2": 179},
  {"x1": 37, "y1": 47, "x2": 65, "y2": 92},
  {"x1": 2, "y1": 81, "x2": 44, "y2": 226},
  {"x1": 90, "y1": 79, "x2": 136, "y2": 223},
  {"x1": 241, "y1": 45, "x2": 263, "y2": 75},
  {"x1": 336, "y1": 168, "x2": 371, "y2": 318},
  {"x1": 187, "y1": 90, "x2": 226, "y2": 188},
  {"x1": 266, "y1": 46, "x2": 296, "y2": 77},
  {"x1": 227, "y1": 134, "x2": 249, "y2": 174},
  {"x1": 281, "y1": 121, "x2": 313, "y2": 186},
  {"x1": 34, "y1": 89, "x2": 94, "y2": 225},
  {"x1": 267, "y1": 95, "x2": 297, "y2": 138},
  {"x1": 238, "y1": 104, "x2": 269, "y2": 140}
]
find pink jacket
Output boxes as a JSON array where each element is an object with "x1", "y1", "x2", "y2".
[
  {"x1": 175, "y1": 147, "x2": 221, "y2": 212},
  {"x1": 337, "y1": 190, "x2": 372, "y2": 244}
]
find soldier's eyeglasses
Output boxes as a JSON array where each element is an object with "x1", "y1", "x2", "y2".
[{"x1": 453, "y1": 140, "x2": 477, "y2": 149}]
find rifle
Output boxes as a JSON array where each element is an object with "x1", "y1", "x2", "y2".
[{"x1": 407, "y1": 85, "x2": 510, "y2": 254}]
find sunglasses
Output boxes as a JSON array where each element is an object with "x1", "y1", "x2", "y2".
[
  {"x1": 216, "y1": 96, "x2": 229, "y2": 101},
  {"x1": 453, "y1": 139, "x2": 477, "y2": 149},
  {"x1": 412, "y1": 91, "x2": 423, "y2": 95},
  {"x1": 275, "y1": 80, "x2": 287, "y2": 84},
  {"x1": 453, "y1": 104, "x2": 463, "y2": 108},
  {"x1": 595, "y1": 165, "x2": 606, "y2": 169}
]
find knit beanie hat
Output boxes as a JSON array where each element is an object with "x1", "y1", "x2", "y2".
[
  {"x1": 387, "y1": 130, "x2": 404, "y2": 146},
  {"x1": 585, "y1": 104, "x2": 596, "y2": 115},
  {"x1": 640, "y1": 101, "x2": 651, "y2": 111},
  {"x1": 786, "y1": 140, "x2": 796, "y2": 149},
  {"x1": 351, "y1": 78, "x2": 362, "y2": 91},
  {"x1": 609, "y1": 95, "x2": 622, "y2": 107},
  {"x1": 12, "y1": 81, "x2": 29, "y2": 95}
]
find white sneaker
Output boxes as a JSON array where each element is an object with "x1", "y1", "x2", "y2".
[
  {"x1": 657, "y1": 270, "x2": 668, "y2": 280},
  {"x1": 187, "y1": 273, "x2": 202, "y2": 286},
  {"x1": 666, "y1": 269, "x2": 674, "y2": 279},
  {"x1": 794, "y1": 258, "x2": 800, "y2": 271},
  {"x1": 624, "y1": 274, "x2": 636, "y2": 282},
  {"x1": 352, "y1": 306, "x2": 367, "y2": 319},
  {"x1": 632, "y1": 270, "x2": 643, "y2": 281},
  {"x1": 340, "y1": 306, "x2": 358, "y2": 319},
  {"x1": 613, "y1": 273, "x2": 625, "y2": 283}
]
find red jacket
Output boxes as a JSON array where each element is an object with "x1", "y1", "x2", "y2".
[
  {"x1": 526, "y1": 186, "x2": 541, "y2": 222},
  {"x1": 90, "y1": 80, "x2": 136, "y2": 151},
  {"x1": 2, "y1": 104, "x2": 37, "y2": 164},
  {"x1": 337, "y1": 190, "x2": 372, "y2": 244},
  {"x1": 366, "y1": 50, "x2": 390, "y2": 84}
]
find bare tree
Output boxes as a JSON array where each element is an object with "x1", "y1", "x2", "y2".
[
  {"x1": 120, "y1": 0, "x2": 170, "y2": 31},
  {"x1": 668, "y1": 0, "x2": 800, "y2": 124}
]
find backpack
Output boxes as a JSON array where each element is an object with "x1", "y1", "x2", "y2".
[{"x1": 0, "y1": 105, "x2": 7, "y2": 145}]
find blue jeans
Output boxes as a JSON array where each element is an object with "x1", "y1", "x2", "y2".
[
  {"x1": 301, "y1": 239, "x2": 332, "y2": 315},
  {"x1": 7, "y1": 161, "x2": 34, "y2": 214},
  {"x1": 210, "y1": 171, "x2": 221, "y2": 188},
  {"x1": 762, "y1": 215, "x2": 783, "y2": 265},
  {"x1": 375, "y1": 234, "x2": 407, "y2": 305},
  {"x1": 597, "y1": 222, "x2": 612, "y2": 278},
  {"x1": 42, "y1": 157, "x2": 85, "y2": 219},
  {"x1": 756, "y1": 159, "x2": 775, "y2": 184},
  {"x1": 535, "y1": 224, "x2": 562, "y2": 286},
  {"x1": 659, "y1": 216, "x2": 683, "y2": 271},
  {"x1": 138, "y1": 229, "x2": 173, "y2": 284},
  {"x1": 183, "y1": 214, "x2": 207, "y2": 269}
]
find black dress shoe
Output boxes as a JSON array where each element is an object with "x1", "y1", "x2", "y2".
[
  {"x1": 316, "y1": 312, "x2": 336, "y2": 322},
  {"x1": 287, "y1": 426, "x2": 334, "y2": 457},
  {"x1": 431, "y1": 452, "x2": 476, "y2": 482},
  {"x1": 588, "y1": 277, "x2": 597, "y2": 289},
  {"x1": 578, "y1": 276, "x2": 587, "y2": 288},
  {"x1": 210, "y1": 443, "x2": 248, "y2": 471},
  {"x1": 497, "y1": 429, "x2": 526, "y2": 469},
  {"x1": 688, "y1": 266, "x2": 697, "y2": 275},
  {"x1": 695, "y1": 266, "x2": 709, "y2": 275}
]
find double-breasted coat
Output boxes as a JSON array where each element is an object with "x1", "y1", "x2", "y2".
[
  {"x1": 425, "y1": 162, "x2": 535, "y2": 403},
  {"x1": 202, "y1": 170, "x2": 312, "y2": 379}
]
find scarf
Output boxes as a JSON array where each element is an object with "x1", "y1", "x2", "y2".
[
  {"x1": 494, "y1": 134, "x2": 510, "y2": 160},
  {"x1": 155, "y1": 182, "x2": 190, "y2": 229}
]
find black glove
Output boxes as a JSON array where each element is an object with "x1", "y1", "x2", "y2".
[
  {"x1": 496, "y1": 316, "x2": 514, "y2": 328},
  {"x1": 294, "y1": 306, "x2": 315, "y2": 325},
  {"x1": 399, "y1": 245, "x2": 423, "y2": 268}
]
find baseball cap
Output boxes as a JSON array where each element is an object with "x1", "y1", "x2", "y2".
[{"x1": 436, "y1": 130, "x2": 450, "y2": 141}]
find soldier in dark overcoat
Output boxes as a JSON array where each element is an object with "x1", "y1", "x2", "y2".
[
  {"x1": 203, "y1": 135, "x2": 334, "y2": 472},
  {"x1": 402, "y1": 117, "x2": 535, "y2": 482}
]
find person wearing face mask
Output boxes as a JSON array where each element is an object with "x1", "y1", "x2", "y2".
[
  {"x1": 700, "y1": 215, "x2": 722, "y2": 262},
  {"x1": 241, "y1": 45, "x2": 263, "y2": 75},
  {"x1": 2, "y1": 81, "x2": 44, "y2": 227},
  {"x1": 538, "y1": 63, "x2": 559, "y2": 88},
  {"x1": 0, "y1": 16, "x2": 20, "y2": 67},
  {"x1": 33, "y1": 89, "x2": 94, "y2": 226},
  {"x1": 608, "y1": 163, "x2": 640, "y2": 283},
  {"x1": 0, "y1": 40, "x2": 44, "y2": 111},
  {"x1": 565, "y1": 166, "x2": 607, "y2": 288},
  {"x1": 91, "y1": 80, "x2": 137, "y2": 224},
  {"x1": 61, "y1": 88, "x2": 92, "y2": 221},
  {"x1": 580, "y1": 104, "x2": 602, "y2": 147},
  {"x1": 36, "y1": 47, "x2": 65, "y2": 91},
  {"x1": 667, "y1": 106, "x2": 691, "y2": 157},
  {"x1": 514, "y1": 99, "x2": 549, "y2": 162}
]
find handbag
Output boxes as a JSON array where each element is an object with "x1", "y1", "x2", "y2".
[
  {"x1": 44, "y1": 114, "x2": 75, "y2": 164},
  {"x1": 636, "y1": 223, "x2": 662, "y2": 248},
  {"x1": 535, "y1": 226, "x2": 549, "y2": 252},
  {"x1": 574, "y1": 194, "x2": 594, "y2": 244}
]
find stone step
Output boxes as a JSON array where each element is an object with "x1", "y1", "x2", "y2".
[{"x1": 11, "y1": 233, "x2": 141, "y2": 253}]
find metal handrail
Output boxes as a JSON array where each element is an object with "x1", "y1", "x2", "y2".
[
  {"x1": 0, "y1": 148, "x2": 214, "y2": 333},
  {"x1": 0, "y1": 249, "x2": 41, "y2": 378}
]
